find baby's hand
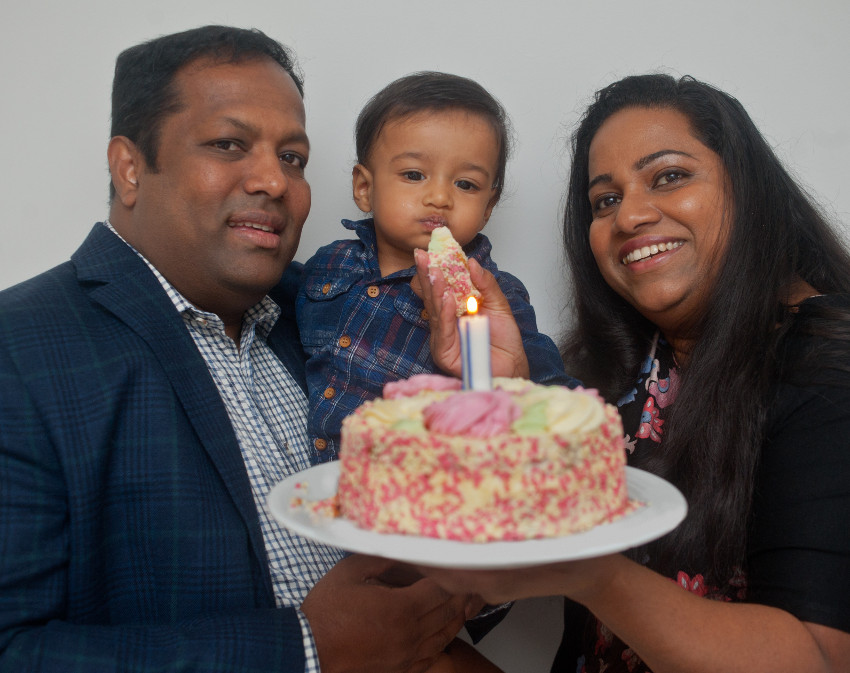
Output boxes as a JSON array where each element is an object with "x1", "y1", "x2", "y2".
[{"x1": 412, "y1": 250, "x2": 529, "y2": 380}]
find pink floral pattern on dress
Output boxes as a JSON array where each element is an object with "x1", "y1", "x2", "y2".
[
  {"x1": 647, "y1": 367, "x2": 678, "y2": 408},
  {"x1": 673, "y1": 571, "x2": 710, "y2": 597},
  {"x1": 635, "y1": 397, "x2": 664, "y2": 442}
]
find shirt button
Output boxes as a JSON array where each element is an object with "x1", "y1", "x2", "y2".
[
  {"x1": 420, "y1": 309, "x2": 429, "y2": 320},
  {"x1": 367, "y1": 285, "x2": 380, "y2": 298},
  {"x1": 322, "y1": 282, "x2": 331, "y2": 295},
  {"x1": 314, "y1": 438, "x2": 327, "y2": 451},
  {"x1": 339, "y1": 335, "x2": 351, "y2": 348},
  {"x1": 323, "y1": 387, "x2": 336, "y2": 399}
]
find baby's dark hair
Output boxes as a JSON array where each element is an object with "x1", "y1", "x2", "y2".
[{"x1": 355, "y1": 71, "x2": 512, "y2": 203}]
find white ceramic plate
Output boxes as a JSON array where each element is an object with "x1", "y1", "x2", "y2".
[{"x1": 267, "y1": 462, "x2": 687, "y2": 569}]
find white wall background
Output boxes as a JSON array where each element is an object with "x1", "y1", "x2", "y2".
[{"x1": 3, "y1": 1, "x2": 848, "y2": 670}]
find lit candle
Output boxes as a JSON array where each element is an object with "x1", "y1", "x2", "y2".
[{"x1": 458, "y1": 296, "x2": 492, "y2": 391}]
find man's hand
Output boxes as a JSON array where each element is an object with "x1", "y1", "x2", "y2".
[
  {"x1": 301, "y1": 555, "x2": 478, "y2": 673},
  {"x1": 412, "y1": 250, "x2": 530, "y2": 380}
]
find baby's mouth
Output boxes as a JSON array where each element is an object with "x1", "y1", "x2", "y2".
[{"x1": 421, "y1": 217, "x2": 448, "y2": 231}]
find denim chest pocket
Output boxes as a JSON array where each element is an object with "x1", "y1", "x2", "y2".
[
  {"x1": 393, "y1": 293, "x2": 429, "y2": 328},
  {"x1": 298, "y1": 275, "x2": 359, "y2": 348}
]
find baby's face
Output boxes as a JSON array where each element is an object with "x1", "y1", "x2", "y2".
[{"x1": 352, "y1": 109, "x2": 500, "y2": 276}]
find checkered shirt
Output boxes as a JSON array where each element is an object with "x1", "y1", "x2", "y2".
[
  {"x1": 295, "y1": 218, "x2": 576, "y2": 461},
  {"x1": 105, "y1": 222, "x2": 340, "y2": 672}
]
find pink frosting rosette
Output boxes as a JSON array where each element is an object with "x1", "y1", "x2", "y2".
[
  {"x1": 423, "y1": 390, "x2": 522, "y2": 438},
  {"x1": 383, "y1": 374, "x2": 462, "y2": 400}
]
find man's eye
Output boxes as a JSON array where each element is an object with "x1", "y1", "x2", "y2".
[
  {"x1": 212, "y1": 140, "x2": 241, "y2": 151},
  {"x1": 281, "y1": 152, "x2": 306, "y2": 169}
]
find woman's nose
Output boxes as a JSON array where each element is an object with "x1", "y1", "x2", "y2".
[{"x1": 614, "y1": 190, "x2": 661, "y2": 232}]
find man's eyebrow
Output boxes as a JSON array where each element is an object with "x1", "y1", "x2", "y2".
[
  {"x1": 221, "y1": 116, "x2": 310, "y2": 145},
  {"x1": 588, "y1": 149, "x2": 696, "y2": 192}
]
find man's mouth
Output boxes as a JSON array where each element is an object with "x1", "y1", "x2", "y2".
[{"x1": 229, "y1": 221, "x2": 277, "y2": 234}]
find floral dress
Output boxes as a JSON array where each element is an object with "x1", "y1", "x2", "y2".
[{"x1": 572, "y1": 334, "x2": 745, "y2": 673}]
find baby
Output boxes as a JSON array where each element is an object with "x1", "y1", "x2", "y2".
[{"x1": 296, "y1": 71, "x2": 571, "y2": 463}]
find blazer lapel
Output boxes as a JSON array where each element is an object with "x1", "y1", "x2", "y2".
[{"x1": 72, "y1": 225, "x2": 273, "y2": 588}]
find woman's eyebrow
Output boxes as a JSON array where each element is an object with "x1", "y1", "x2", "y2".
[
  {"x1": 634, "y1": 149, "x2": 694, "y2": 170},
  {"x1": 588, "y1": 149, "x2": 697, "y2": 192}
]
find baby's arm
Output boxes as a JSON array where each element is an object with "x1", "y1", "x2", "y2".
[{"x1": 412, "y1": 249, "x2": 529, "y2": 379}]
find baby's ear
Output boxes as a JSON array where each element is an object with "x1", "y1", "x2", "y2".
[
  {"x1": 481, "y1": 189, "x2": 499, "y2": 227},
  {"x1": 351, "y1": 164, "x2": 374, "y2": 213}
]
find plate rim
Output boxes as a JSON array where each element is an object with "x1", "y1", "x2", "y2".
[{"x1": 267, "y1": 461, "x2": 687, "y2": 569}]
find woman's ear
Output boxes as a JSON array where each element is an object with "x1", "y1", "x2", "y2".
[
  {"x1": 352, "y1": 164, "x2": 374, "y2": 213},
  {"x1": 107, "y1": 136, "x2": 142, "y2": 207}
]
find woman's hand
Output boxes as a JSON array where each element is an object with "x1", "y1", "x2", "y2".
[
  {"x1": 412, "y1": 249, "x2": 530, "y2": 380},
  {"x1": 415, "y1": 555, "x2": 614, "y2": 607},
  {"x1": 418, "y1": 554, "x2": 850, "y2": 673}
]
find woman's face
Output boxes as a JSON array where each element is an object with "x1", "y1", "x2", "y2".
[{"x1": 586, "y1": 106, "x2": 732, "y2": 338}]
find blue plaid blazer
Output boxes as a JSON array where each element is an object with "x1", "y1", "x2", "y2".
[{"x1": 0, "y1": 224, "x2": 310, "y2": 672}]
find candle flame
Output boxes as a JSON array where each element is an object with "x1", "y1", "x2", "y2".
[{"x1": 466, "y1": 296, "x2": 478, "y2": 314}]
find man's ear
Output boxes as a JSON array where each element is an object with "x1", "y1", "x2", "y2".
[
  {"x1": 351, "y1": 164, "x2": 374, "y2": 213},
  {"x1": 107, "y1": 136, "x2": 143, "y2": 207}
]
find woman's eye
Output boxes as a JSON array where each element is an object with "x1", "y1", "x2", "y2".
[
  {"x1": 402, "y1": 170, "x2": 424, "y2": 181},
  {"x1": 592, "y1": 194, "x2": 620, "y2": 212},
  {"x1": 455, "y1": 180, "x2": 478, "y2": 191},
  {"x1": 656, "y1": 170, "x2": 686, "y2": 186},
  {"x1": 281, "y1": 152, "x2": 306, "y2": 169}
]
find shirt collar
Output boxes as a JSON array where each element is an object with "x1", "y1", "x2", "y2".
[
  {"x1": 101, "y1": 220, "x2": 280, "y2": 335},
  {"x1": 340, "y1": 217, "x2": 492, "y2": 277}
]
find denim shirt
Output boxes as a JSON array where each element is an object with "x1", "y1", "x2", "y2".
[{"x1": 295, "y1": 218, "x2": 575, "y2": 463}]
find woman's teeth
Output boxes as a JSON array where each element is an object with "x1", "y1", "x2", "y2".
[{"x1": 622, "y1": 241, "x2": 683, "y2": 265}]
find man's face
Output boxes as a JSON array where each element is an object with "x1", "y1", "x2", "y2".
[{"x1": 119, "y1": 57, "x2": 311, "y2": 320}]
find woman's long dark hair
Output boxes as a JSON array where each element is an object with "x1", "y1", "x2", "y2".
[{"x1": 562, "y1": 74, "x2": 850, "y2": 588}]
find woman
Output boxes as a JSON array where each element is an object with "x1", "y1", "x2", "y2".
[{"x1": 415, "y1": 74, "x2": 850, "y2": 672}]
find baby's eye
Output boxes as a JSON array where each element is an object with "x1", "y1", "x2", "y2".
[
  {"x1": 455, "y1": 180, "x2": 478, "y2": 192},
  {"x1": 281, "y1": 152, "x2": 307, "y2": 169},
  {"x1": 402, "y1": 170, "x2": 425, "y2": 181}
]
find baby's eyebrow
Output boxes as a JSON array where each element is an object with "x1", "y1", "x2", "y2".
[{"x1": 389, "y1": 151, "x2": 427, "y2": 163}]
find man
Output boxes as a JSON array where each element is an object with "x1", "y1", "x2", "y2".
[{"x1": 0, "y1": 26, "x2": 472, "y2": 672}]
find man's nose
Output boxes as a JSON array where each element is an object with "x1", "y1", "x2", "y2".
[{"x1": 244, "y1": 150, "x2": 289, "y2": 199}]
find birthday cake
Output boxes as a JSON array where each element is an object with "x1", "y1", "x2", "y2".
[{"x1": 336, "y1": 374, "x2": 629, "y2": 542}]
